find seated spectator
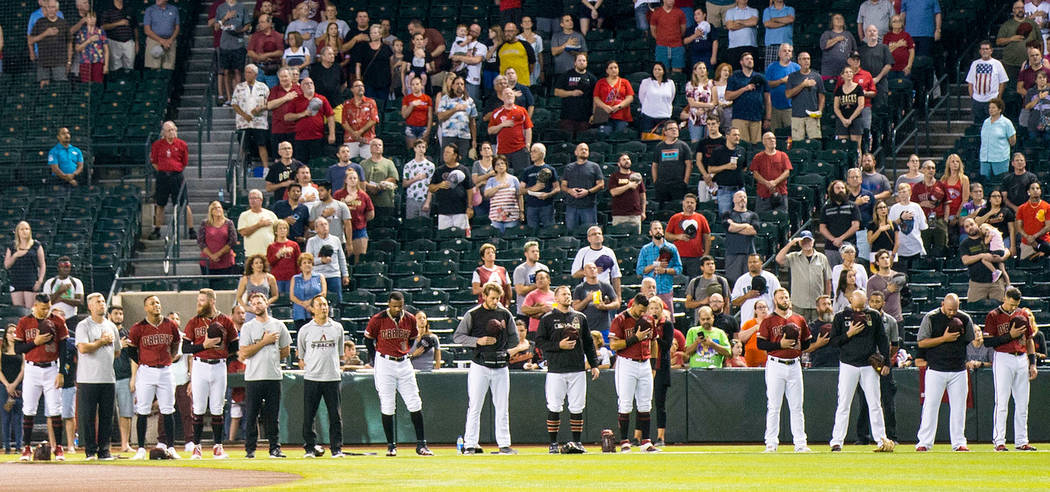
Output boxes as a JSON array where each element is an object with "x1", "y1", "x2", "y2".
[
  {"x1": 247, "y1": 13, "x2": 285, "y2": 87},
  {"x1": 73, "y1": 10, "x2": 107, "y2": 83},
  {"x1": 341, "y1": 340, "x2": 371, "y2": 371},
  {"x1": 402, "y1": 140, "x2": 436, "y2": 220},
  {"x1": 820, "y1": 13, "x2": 856, "y2": 82},
  {"x1": 29, "y1": 1, "x2": 71, "y2": 88},
  {"x1": 765, "y1": 43, "x2": 800, "y2": 132},
  {"x1": 980, "y1": 98, "x2": 1016, "y2": 179},
  {"x1": 428, "y1": 144, "x2": 476, "y2": 230},
  {"x1": 271, "y1": 183, "x2": 310, "y2": 247},
  {"x1": 684, "y1": 306, "x2": 731, "y2": 368},
  {"x1": 883, "y1": 15, "x2": 914, "y2": 78},
  {"x1": 267, "y1": 220, "x2": 300, "y2": 296},
  {"x1": 736, "y1": 298, "x2": 769, "y2": 367},
  {"x1": 683, "y1": 61, "x2": 716, "y2": 144},
  {"x1": 484, "y1": 156, "x2": 524, "y2": 232},
  {"x1": 591, "y1": 330, "x2": 613, "y2": 368},
  {"x1": 888, "y1": 183, "x2": 928, "y2": 269},
  {"x1": 197, "y1": 201, "x2": 238, "y2": 276},
  {"x1": 521, "y1": 143, "x2": 560, "y2": 231},
  {"x1": 607, "y1": 153, "x2": 647, "y2": 233},
  {"x1": 730, "y1": 253, "x2": 780, "y2": 324},
  {"x1": 819, "y1": 180, "x2": 861, "y2": 266},
  {"x1": 1016, "y1": 182, "x2": 1050, "y2": 260},
  {"x1": 48, "y1": 127, "x2": 84, "y2": 187},
  {"x1": 333, "y1": 172, "x2": 374, "y2": 265},
  {"x1": 638, "y1": 62, "x2": 678, "y2": 132},
  {"x1": 101, "y1": 0, "x2": 137, "y2": 74},
  {"x1": 593, "y1": 60, "x2": 635, "y2": 135},
  {"x1": 749, "y1": 131, "x2": 791, "y2": 213},
  {"x1": 472, "y1": 243, "x2": 512, "y2": 305},
  {"x1": 725, "y1": 52, "x2": 769, "y2": 144}
]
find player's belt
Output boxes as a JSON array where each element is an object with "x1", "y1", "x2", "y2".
[
  {"x1": 378, "y1": 354, "x2": 406, "y2": 362},
  {"x1": 29, "y1": 361, "x2": 55, "y2": 368},
  {"x1": 1005, "y1": 351, "x2": 1026, "y2": 356},
  {"x1": 620, "y1": 356, "x2": 647, "y2": 363},
  {"x1": 196, "y1": 358, "x2": 224, "y2": 364},
  {"x1": 143, "y1": 364, "x2": 169, "y2": 368},
  {"x1": 769, "y1": 356, "x2": 797, "y2": 365}
]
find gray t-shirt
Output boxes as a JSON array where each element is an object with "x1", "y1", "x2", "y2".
[
  {"x1": 240, "y1": 317, "x2": 292, "y2": 381},
  {"x1": 572, "y1": 280, "x2": 618, "y2": 333},
  {"x1": 215, "y1": 2, "x2": 251, "y2": 51},
  {"x1": 305, "y1": 234, "x2": 348, "y2": 279},
  {"x1": 75, "y1": 317, "x2": 120, "y2": 384},
  {"x1": 297, "y1": 318, "x2": 344, "y2": 382},
  {"x1": 685, "y1": 274, "x2": 730, "y2": 321},
  {"x1": 786, "y1": 70, "x2": 824, "y2": 117},
  {"x1": 512, "y1": 261, "x2": 548, "y2": 314},
  {"x1": 550, "y1": 31, "x2": 587, "y2": 74},
  {"x1": 561, "y1": 160, "x2": 604, "y2": 208},
  {"x1": 309, "y1": 199, "x2": 352, "y2": 244}
]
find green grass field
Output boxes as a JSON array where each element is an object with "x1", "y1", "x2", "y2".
[{"x1": 9, "y1": 443, "x2": 1048, "y2": 491}]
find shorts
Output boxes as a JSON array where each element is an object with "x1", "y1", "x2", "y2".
[
  {"x1": 655, "y1": 45, "x2": 685, "y2": 70},
  {"x1": 109, "y1": 39, "x2": 136, "y2": 71},
  {"x1": 836, "y1": 117, "x2": 864, "y2": 136},
  {"x1": 732, "y1": 119, "x2": 762, "y2": 143},
  {"x1": 242, "y1": 128, "x2": 270, "y2": 149},
  {"x1": 61, "y1": 386, "x2": 76, "y2": 419},
  {"x1": 219, "y1": 48, "x2": 246, "y2": 71},
  {"x1": 115, "y1": 378, "x2": 133, "y2": 418},
  {"x1": 230, "y1": 402, "x2": 244, "y2": 419},
  {"x1": 791, "y1": 116, "x2": 822, "y2": 140},
  {"x1": 980, "y1": 160, "x2": 1009, "y2": 177},
  {"x1": 405, "y1": 125, "x2": 427, "y2": 138},
  {"x1": 155, "y1": 171, "x2": 186, "y2": 207},
  {"x1": 351, "y1": 228, "x2": 368, "y2": 239},
  {"x1": 37, "y1": 64, "x2": 68, "y2": 83}
]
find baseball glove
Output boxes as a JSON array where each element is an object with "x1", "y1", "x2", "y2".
[
  {"x1": 869, "y1": 352, "x2": 886, "y2": 372},
  {"x1": 947, "y1": 315, "x2": 965, "y2": 334},
  {"x1": 37, "y1": 319, "x2": 55, "y2": 337},
  {"x1": 149, "y1": 448, "x2": 171, "y2": 460},
  {"x1": 781, "y1": 323, "x2": 799, "y2": 340},
  {"x1": 207, "y1": 321, "x2": 225, "y2": 341},
  {"x1": 563, "y1": 326, "x2": 579, "y2": 341},
  {"x1": 601, "y1": 429, "x2": 616, "y2": 453},
  {"x1": 485, "y1": 318, "x2": 505, "y2": 337},
  {"x1": 33, "y1": 443, "x2": 52, "y2": 461}
]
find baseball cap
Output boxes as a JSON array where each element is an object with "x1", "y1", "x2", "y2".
[
  {"x1": 446, "y1": 169, "x2": 466, "y2": 185},
  {"x1": 594, "y1": 255, "x2": 615, "y2": 272},
  {"x1": 797, "y1": 230, "x2": 814, "y2": 242},
  {"x1": 848, "y1": 51, "x2": 861, "y2": 60},
  {"x1": 149, "y1": 44, "x2": 165, "y2": 59},
  {"x1": 307, "y1": 97, "x2": 323, "y2": 116},
  {"x1": 682, "y1": 219, "x2": 698, "y2": 238}
]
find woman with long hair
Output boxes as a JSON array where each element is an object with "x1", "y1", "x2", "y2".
[
  {"x1": 638, "y1": 61, "x2": 676, "y2": 134},
  {"x1": 594, "y1": 60, "x2": 634, "y2": 135},
  {"x1": 484, "y1": 155, "x2": 523, "y2": 232},
  {"x1": 408, "y1": 311, "x2": 443, "y2": 371},
  {"x1": 518, "y1": 16, "x2": 544, "y2": 86},
  {"x1": 682, "y1": 61, "x2": 716, "y2": 144},
  {"x1": 867, "y1": 201, "x2": 900, "y2": 263},
  {"x1": 315, "y1": 22, "x2": 346, "y2": 67},
  {"x1": 834, "y1": 65, "x2": 865, "y2": 153},
  {"x1": 290, "y1": 253, "x2": 326, "y2": 330},
  {"x1": 940, "y1": 153, "x2": 970, "y2": 238},
  {"x1": 833, "y1": 268, "x2": 859, "y2": 313},
  {"x1": 236, "y1": 254, "x2": 279, "y2": 316},
  {"x1": 197, "y1": 201, "x2": 238, "y2": 278},
  {"x1": 974, "y1": 188, "x2": 1016, "y2": 251},
  {"x1": 357, "y1": 24, "x2": 394, "y2": 109},
  {"x1": 471, "y1": 141, "x2": 496, "y2": 218},
  {"x1": 4, "y1": 221, "x2": 45, "y2": 308},
  {"x1": 333, "y1": 171, "x2": 374, "y2": 264},
  {"x1": 0, "y1": 325, "x2": 24, "y2": 454},
  {"x1": 267, "y1": 220, "x2": 300, "y2": 297},
  {"x1": 711, "y1": 62, "x2": 734, "y2": 132},
  {"x1": 482, "y1": 25, "x2": 504, "y2": 95}
]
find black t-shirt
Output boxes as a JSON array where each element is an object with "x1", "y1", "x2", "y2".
[
  {"x1": 712, "y1": 313, "x2": 739, "y2": 341},
  {"x1": 265, "y1": 159, "x2": 302, "y2": 202},
  {"x1": 310, "y1": 61, "x2": 345, "y2": 105},
  {"x1": 652, "y1": 139, "x2": 693, "y2": 185},
  {"x1": 821, "y1": 199, "x2": 861, "y2": 240},
  {"x1": 960, "y1": 235, "x2": 993, "y2": 283},
  {"x1": 723, "y1": 209, "x2": 759, "y2": 255},
  {"x1": 697, "y1": 136, "x2": 725, "y2": 164},
  {"x1": 270, "y1": 199, "x2": 310, "y2": 240},
  {"x1": 835, "y1": 83, "x2": 863, "y2": 117},
  {"x1": 100, "y1": 7, "x2": 136, "y2": 42},
  {"x1": 1000, "y1": 171, "x2": 1039, "y2": 208},
  {"x1": 556, "y1": 69, "x2": 597, "y2": 122},
  {"x1": 352, "y1": 42, "x2": 393, "y2": 90},
  {"x1": 430, "y1": 164, "x2": 475, "y2": 215},
  {"x1": 707, "y1": 144, "x2": 744, "y2": 187},
  {"x1": 975, "y1": 205, "x2": 1015, "y2": 240},
  {"x1": 866, "y1": 221, "x2": 899, "y2": 254}
]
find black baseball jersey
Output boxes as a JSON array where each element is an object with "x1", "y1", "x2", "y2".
[{"x1": 535, "y1": 308, "x2": 598, "y2": 373}]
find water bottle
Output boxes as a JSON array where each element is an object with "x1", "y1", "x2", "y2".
[
  {"x1": 456, "y1": 436, "x2": 464, "y2": 454},
  {"x1": 218, "y1": 187, "x2": 227, "y2": 203}
]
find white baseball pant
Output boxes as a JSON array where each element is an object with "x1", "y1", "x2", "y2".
[
  {"x1": 22, "y1": 363, "x2": 61, "y2": 417},
  {"x1": 134, "y1": 365, "x2": 176, "y2": 415},
  {"x1": 463, "y1": 363, "x2": 511, "y2": 449},
  {"x1": 764, "y1": 356, "x2": 807, "y2": 448},
  {"x1": 545, "y1": 372, "x2": 587, "y2": 413},
  {"x1": 916, "y1": 369, "x2": 967, "y2": 450},
  {"x1": 191, "y1": 359, "x2": 228, "y2": 415},
  {"x1": 830, "y1": 362, "x2": 887, "y2": 446},
  {"x1": 374, "y1": 355, "x2": 423, "y2": 415},
  {"x1": 992, "y1": 352, "x2": 1030, "y2": 447},
  {"x1": 614, "y1": 358, "x2": 653, "y2": 413}
]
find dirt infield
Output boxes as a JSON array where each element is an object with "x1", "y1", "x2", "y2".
[{"x1": 0, "y1": 463, "x2": 300, "y2": 491}]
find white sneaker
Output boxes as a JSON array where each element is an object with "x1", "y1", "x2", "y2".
[
  {"x1": 190, "y1": 445, "x2": 202, "y2": 459},
  {"x1": 156, "y1": 442, "x2": 167, "y2": 450},
  {"x1": 763, "y1": 445, "x2": 777, "y2": 453},
  {"x1": 213, "y1": 444, "x2": 228, "y2": 459},
  {"x1": 304, "y1": 451, "x2": 317, "y2": 458},
  {"x1": 132, "y1": 447, "x2": 147, "y2": 460},
  {"x1": 165, "y1": 446, "x2": 181, "y2": 460},
  {"x1": 184, "y1": 441, "x2": 195, "y2": 454},
  {"x1": 794, "y1": 446, "x2": 812, "y2": 453},
  {"x1": 331, "y1": 452, "x2": 345, "y2": 458}
]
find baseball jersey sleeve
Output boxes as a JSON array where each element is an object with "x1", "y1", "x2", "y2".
[
  {"x1": 609, "y1": 313, "x2": 626, "y2": 340},
  {"x1": 364, "y1": 314, "x2": 379, "y2": 339},
  {"x1": 917, "y1": 312, "x2": 933, "y2": 342}
]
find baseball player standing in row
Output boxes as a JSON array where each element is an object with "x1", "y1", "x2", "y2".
[
  {"x1": 828, "y1": 290, "x2": 895, "y2": 452},
  {"x1": 298, "y1": 295, "x2": 345, "y2": 458},
  {"x1": 15, "y1": 294, "x2": 70, "y2": 461},
  {"x1": 915, "y1": 294, "x2": 974, "y2": 452},
  {"x1": 982, "y1": 287, "x2": 1038, "y2": 451},
  {"x1": 74, "y1": 293, "x2": 121, "y2": 460},
  {"x1": 756, "y1": 288, "x2": 824, "y2": 453},
  {"x1": 365, "y1": 291, "x2": 433, "y2": 457},
  {"x1": 535, "y1": 286, "x2": 599, "y2": 454},
  {"x1": 454, "y1": 283, "x2": 519, "y2": 455},
  {"x1": 181, "y1": 289, "x2": 238, "y2": 459},
  {"x1": 128, "y1": 295, "x2": 182, "y2": 460},
  {"x1": 609, "y1": 294, "x2": 658, "y2": 453},
  {"x1": 239, "y1": 293, "x2": 292, "y2": 459}
]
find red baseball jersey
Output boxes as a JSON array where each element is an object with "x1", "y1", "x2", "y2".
[
  {"x1": 182, "y1": 313, "x2": 238, "y2": 360},
  {"x1": 128, "y1": 318, "x2": 181, "y2": 367},
  {"x1": 983, "y1": 307, "x2": 1033, "y2": 354},
  {"x1": 365, "y1": 310, "x2": 418, "y2": 358},
  {"x1": 14, "y1": 314, "x2": 69, "y2": 363},
  {"x1": 610, "y1": 310, "x2": 652, "y2": 360},
  {"x1": 491, "y1": 104, "x2": 533, "y2": 154},
  {"x1": 758, "y1": 312, "x2": 811, "y2": 360}
]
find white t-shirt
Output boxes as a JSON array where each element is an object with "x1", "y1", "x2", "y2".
[
  {"x1": 965, "y1": 58, "x2": 1009, "y2": 103},
  {"x1": 238, "y1": 208, "x2": 280, "y2": 258},
  {"x1": 449, "y1": 38, "x2": 485, "y2": 85},
  {"x1": 74, "y1": 316, "x2": 120, "y2": 384},
  {"x1": 571, "y1": 246, "x2": 622, "y2": 285},
  {"x1": 639, "y1": 78, "x2": 677, "y2": 119},
  {"x1": 888, "y1": 201, "x2": 928, "y2": 257},
  {"x1": 42, "y1": 275, "x2": 84, "y2": 319},
  {"x1": 730, "y1": 270, "x2": 781, "y2": 324}
]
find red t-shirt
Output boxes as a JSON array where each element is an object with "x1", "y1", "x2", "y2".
[
  {"x1": 182, "y1": 313, "x2": 237, "y2": 360},
  {"x1": 208, "y1": 0, "x2": 223, "y2": 48},
  {"x1": 333, "y1": 188, "x2": 374, "y2": 231},
  {"x1": 248, "y1": 29, "x2": 285, "y2": 56},
  {"x1": 267, "y1": 240, "x2": 301, "y2": 281},
  {"x1": 267, "y1": 82, "x2": 303, "y2": 134},
  {"x1": 365, "y1": 310, "x2": 418, "y2": 358},
  {"x1": 150, "y1": 138, "x2": 189, "y2": 172},
  {"x1": 15, "y1": 315, "x2": 69, "y2": 363},
  {"x1": 835, "y1": 68, "x2": 876, "y2": 108},
  {"x1": 758, "y1": 312, "x2": 810, "y2": 360},
  {"x1": 749, "y1": 150, "x2": 792, "y2": 198},
  {"x1": 666, "y1": 212, "x2": 711, "y2": 258},
  {"x1": 129, "y1": 318, "x2": 181, "y2": 367},
  {"x1": 402, "y1": 93, "x2": 432, "y2": 127},
  {"x1": 882, "y1": 31, "x2": 914, "y2": 71},
  {"x1": 290, "y1": 93, "x2": 334, "y2": 141},
  {"x1": 594, "y1": 77, "x2": 635, "y2": 122},
  {"x1": 1017, "y1": 200, "x2": 1050, "y2": 244},
  {"x1": 491, "y1": 104, "x2": 533, "y2": 154},
  {"x1": 610, "y1": 311, "x2": 653, "y2": 360},
  {"x1": 607, "y1": 170, "x2": 646, "y2": 216},
  {"x1": 650, "y1": 7, "x2": 686, "y2": 48},
  {"x1": 911, "y1": 180, "x2": 946, "y2": 218},
  {"x1": 983, "y1": 307, "x2": 1033, "y2": 354},
  {"x1": 499, "y1": 0, "x2": 521, "y2": 10}
]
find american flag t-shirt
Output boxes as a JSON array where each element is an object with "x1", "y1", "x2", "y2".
[{"x1": 973, "y1": 62, "x2": 995, "y2": 97}]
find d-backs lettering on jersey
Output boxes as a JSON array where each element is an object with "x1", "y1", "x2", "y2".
[
  {"x1": 129, "y1": 319, "x2": 181, "y2": 367},
  {"x1": 15, "y1": 315, "x2": 69, "y2": 363},
  {"x1": 984, "y1": 308, "x2": 1032, "y2": 354},
  {"x1": 366, "y1": 310, "x2": 418, "y2": 357}
]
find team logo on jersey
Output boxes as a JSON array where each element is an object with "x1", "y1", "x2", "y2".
[
  {"x1": 310, "y1": 332, "x2": 338, "y2": 350},
  {"x1": 143, "y1": 333, "x2": 174, "y2": 346}
]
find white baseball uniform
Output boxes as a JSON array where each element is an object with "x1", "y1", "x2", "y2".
[
  {"x1": 546, "y1": 372, "x2": 587, "y2": 413},
  {"x1": 614, "y1": 358, "x2": 653, "y2": 413},
  {"x1": 464, "y1": 363, "x2": 511, "y2": 448},
  {"x1": 764, "y1": 356, "x2": 807, "y2": 448},
  {"x1": 830, "y1": 362, "x2": 887, "y2": 446},
  {"x1": 916, "y1": 368, "x2": 968, "y2": 449},
  {"x1": 374, "y1": 355, "x2": 423, "y2": 414},
  {"x1": 992, "y1": 352, "x2": 1031, "y2": 447}
]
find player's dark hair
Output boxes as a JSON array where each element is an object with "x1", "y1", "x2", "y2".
[
  {"x1": 287, "y1": 182, "x2": 302, "y2": 192},
  {"x1": 315, "y1": 180, "x2": 332, "y2": 191},
  {"x1": 34, "y1": 293, "x2": 50, "y2": 305},
  {"x1": 1006, "y1": 287, "x2": 1022, "y2": 301},
  {"x1": 107, "y1": 305, "x2": 123, "y2": 314},
  {"x1": 868, "y1": 290, "x2": 884, "y2": 299},
  {"x1": 389, "y1": 291, "x2": 405, "y2": 302},
  {"x1": 633, "y1": 294, "x2": 649, "y2": 307}
]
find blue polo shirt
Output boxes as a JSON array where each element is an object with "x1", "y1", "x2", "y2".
[
  {"x1": 143, "y1": 4, "x2": 180, "y2": 38},
  {"x1": 726, "y1": 70, "x2": 769, "y2": 121},
  {"x1": 48, "y1": 143, "x2": 83, "y2": 175},
  {"x1": 766, "y1": 61, "x2": 801, "y2": 110}
]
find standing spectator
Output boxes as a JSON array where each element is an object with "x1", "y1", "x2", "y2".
[
  {"x1": 683, "y1": 306, "x2": 731, "y2": 368},
  {"x1": 436, "y1": 76, "x2": 478, "y2": 158},
  {"x1": 867, "y1": 202, "x2": 900, "y2": 263},
  {"x1": 489, "y1": 87, "x2": 534, "y2": 172},
  {"x1": 1023, "y1": 71, "x2": 1050, "y2": 142},
  {"x1": 235, "y1": 255, "x2": 280, "y2": 313},
  {"x1": 237, "y1": 189, "x2": 279, "y2": 258},
  {"x1": 340, "y1": 80, "x2": 379, "y2": 160},
  {"x1": 682, "y1": 62, "x2": 716, "y2": 144},
  {"x1": 282, "y1": 31, "x2": 310, "y2": 73},
  {"x1": 514, "y1": 241, "x2": 549, "y2": 319},
  {"x1": 149, "y1": 121, "x2": 195, "y2": 240},
  {"x1": 471, "y1": 243, "x2": 512, "y2": 306},
  {"x1": 101, "y1": 0, "x2": 138, "y2": 74},
  {"x1": 974, "y1": 191, "x2": 1016, "y2": 257},
  {"x1": 883, "y1": 15, "x2": 915, "y2": 79},
  {"x1": 725, "y1": 52, "x2": 770, "y2": 144},
  {"x1": 894, "y1": 154, "x2": 924, "y2": 191},
  {"x1": 901, "y1": 0, "x2": 941, "y2": 56},
  {"x1": 684, "y1": 255, "x2": 731, "y2": 321},
  {"x1": 857, "y1": 0, "x2": 894, "y2": 41},
  {"x1": 402, "y1": 140, "x2": 435, "y2": 220},
  {"x1": 73, "y1": 10, "x2": 107, "y2": 83},
  {"x1": 961, "y1": 218, "x2": 1007, "y2": 301},
  {"x1": 571, "y1": 226, "x2": 623, "y2": 297},
  {"x1": 360, "y1": 139, "x2": 399, "y2": 218},
  {"x1": 484, "y1": 156, "x2": 524, "y2": 232},
  {"x1": 685, "y1": 10, "x2": 719, "y2": 72},
  {"x1": 912, "y1": 160, "x2": 949, "y2": 252},
  {"x1": 636, "y1": 221, "x2": 684, "y2": 313},
  {"x1": 860, "y1": 153, "x2": 893, "y2": 201},
  {"x1": 285, "y1": 78, "x2": 335, "y2": 164},
  {"x1": 561, "y1": 143, "x2": 605, "y2": 231},
  {"x1": 651, "y1": 121, "x2": 694, "y2": 209},
  {"x1": 497, "y1": 23, "x2": 535, "y2": 85},
  {"x1": 232, "y1": 64, "x2": 272, "y2": 169},
  {"x1": 266, "y1": 221, "x2": 300, "y2": 296},
  {"x1": 859, "y1": 25, "x2": 894, "y2": 111},
  {"x1": 343, "y1": 10, "x2": 371, "y2": 52},
  {"x1": 28, "y1": 1, "x2": 71, "y2": 88},
  {"x1": 309, "y1": 180, "x2": 353, "y2": 248},
  {"x1": 607, "y1": 153, "x2": 647, "y2": 233},
  {"x1": 775, "y1": 231, "x2": 831, "y2": 321},
  {"x1": 351, "y1": 25, "x2": 394, "y2": 111},
  {"x1": 997, "y1": 2, "x2": 1041, "y2": 83},
  {"x1": 666, "y1": 194, "x2": 712, "y2": 276},
  {"x1": 142, "y1": 0, "x2": 179, "y2": 70},
  {"x1": 4, "y1": 222, "x2": 45, "y2": 308},
  {"x1": 941, "y1": 154, "x2": 970, "y2": 241},
  {"x1": 310, "y1": 46, "x2": 344, "y2": 104},
  {"x1": 979, "y1": 98, "x2": 1016, "y2": 179},
  {"x1": 215, "y1": 0, "x2": 252, "y2": 107},
  {"x1": 704, "y1": 126, "x2": 745, "y2": 215},
  {"x1": 247, "y1": 14, "x2": 285, "y2": 87},
  {"x1": 324, "y1": 145, "x2": 363, "y2": 195},
  {"x1": 820, "y1": 14, "x2": 856, "y2": 82},
  {"x1": 74, "y1": 293, "x2": 121, "y2": 461},
  {"x1": 737, "y1": 299, "x2": 770, "y2": 367},
  {"x1": 820, "y1": 180, "x2": 861, "y2": 266},
  {"x1": 731, "y1": 253, "x2": 780, "y2": 324},
  {"x1": 749, "y1": 131, "x2": 792, "y2": 213},
  {"x1": 504, "y1": 67, "x2": 536, "y2": 117},
  {"x1": 48, "y1": 127, "x2": 84, "y2": 187},
  {"x1": 724, "y1": 0, "x2": 758, "y2": 67},
  {"x1": 723, "y1": 189, "x2": 758, "y2": 281},
  {"x1": 285, "y1": 3, "x2": 317, "y2": 57},
  {"x1": 765, "y1": 43, "x2": 800, "y2": 132},
  {"x1": 1, "y1": 324, "x2": 24, "y2": 454},
  {"x1": 834, "y1": 66, "x2": 866, "y2": 152},
  {"x1": 518, "y1": 17, "x2": 543, "y2": 86},
  {"x1": 593, "y1": 60, "x2": 635, "y2": 134},
  {"x1": 239, "y1": 294, "x2": 292, "y2": 459},
  {"x1": 472, "y1": 142, "x2": 496, "y2": 218},
  {"x1": 915, "y1": 295, "x2": 973, "y2": 452},
  {"x1": 888, "y1": 183, "x2": 929, "y2": 268},
  {"x1": 550, "y1": 15, "x2": 587, "y2": 76},
  {"x1": 449, "y1": 26, "x2": 485, "y2": 101},
  {"x1": 638, "y1": 62, "x2": 678, "y2": 132},
  {"x1": 197, "y1": 201, "x2": 238, "y2": 277},
  {"x1": 846, "y1": 167, "x2": 876, "y2": 260},
  {"x1": 867, "y1": 250, "x2": 905, "y2": 322},
  {"x1": 290, "y1": 254, "x2": 325, "y2": 330},
  {"x1": 42, "y1": 257, "x2": 83, "y2": 322},
  {"x1": 409, "y1": 313, "x2": 442, "y2": 371},
  {"x1": 1016, "y1": 182, "x2": 1050, "y2": 260},
  {"x1": 520, "y1": 144, "x2": 560, "y2": 231},
  {"x1": 577, "y1": 0, "x2": 605, "y2": 34},
  {"x1": 650, "y1": 0, "x2": 687, "y2": 73},
  {"x1": 405, "y1": 19, "x2": 448, "y2": 88},
  {"x1": 831, "y1": 243, "x2": 869, "y2": 295},
  {"x1": 428, "y1": 144, "x2": 476, "y2": 230},
  {"x1": 401, "y1": 78, "x2": 433, "y2": 149},
  {"x1": 266, "y1": 69, "x2": 303, "y2": 152},
  {"x1": 1001, "y1": 153, "x2": 1038, "y2": 213},
  {"x1": 786, "y1": 51, "x2": 824, "y2": 140},
  {"x1": 571, "y1": 263, "x2": 620, "y2": 342},
  {"x1": 305, "y1": 217, "x2": 348, "y2": 302},
  {"x1": 554, "y1": 53, "x2": 596, "y2": 139},
  {"x1": 334, "y1": 173, "x2": 374, "y2": 265},
  {"x1": 761, "y1": 0, "x2": 794, "y2": 68}
]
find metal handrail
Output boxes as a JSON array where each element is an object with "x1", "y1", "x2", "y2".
[
  {"x1": 163, "y1": 179, "x2": 189, "y2": 264},
  {"x1": 196, "y1": 53, "x2": 218, "y2": 179},
  {"x1": 225, "y1": 130, "x2": 248, "y2": 207},
  {"x1": 923, "y1": 72, "x2": 951, "y2": 146}
]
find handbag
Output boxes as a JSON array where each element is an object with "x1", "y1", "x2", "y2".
[{"x1": 590, "y1": 104, "x2": 610, "y2": 124}]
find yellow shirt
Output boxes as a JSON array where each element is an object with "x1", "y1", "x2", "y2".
[{"x1": 498, "y1": 40, "x2": 531, "y2": 83}]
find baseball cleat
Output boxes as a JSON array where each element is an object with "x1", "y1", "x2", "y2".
[
  {"x1": 331, "y1": 451, "x2": 345, "y2": 458},
  {"x1": 98, "y1": 451, "x2": 114, "y2": 461},
  {"x1": 953, "y1": 446, "x2": 971, "y2": 452},
  {"x1": 213, "y1": 444, "x2": 228, "y2": 459},
  {"x1": 640, "y1": 440, "x2": 660, "y2": 452},
  {"x1": 245, "y1": 451, "x2": 256, "y2": 459},
  {"x1": 461, "y1": 448, "x2": 476, "y2": 455},
  {"x1": 1016, "y1": 445, "x2": 1037, "y2": 451},
  {"x1": 19, "y1": 445, "x2": 31, "y2": 461},
  {"x1": 620, "y1": 440, "x2": 631, "y2": 453},
  {"x1": 386, "y1": 444, "x2": 397, "y2": 457},
  {"x1": 653, "y1": 439, "x2": 666, "y2": 448},
  {"x1": 830, "y1": 445, "x2": 841, "y2": 452},
  {"x1": 304, "y1": 451, "x2": 317, "y2": 458},
  {"x1": 874, "y1": 439, "x2": 896, "y2": 453},
  {"x1": 165, "y1": 446, "x2": 181, "y2": 459},
  {"x1": 416, "y1": 445, "x2": 434, "y2": 456},
  {"x1": 794, "y1": 447, "x2": 812, "y2": 453},
  {"x1": 132, "y1": 447, "x2": 147, "y2": 460},
  {"x1": 549, "y1": 443, "x2": 560, "y2": 454},
  {"x1": 629, "y1": 438, "x2": 640, "y2": 447},
  {"x1": 54, "y1": 445, "x2": 65, "y2": 461},
  {"x1": 184, "y1": 441, "x2": 195, "y2": 454},
  {"x1": 191, "y1": 445, "x2": 202, "y2": 459},
  {"x1": 915, "y1": 446, "x2": 929, "y2": 452},
  {"x1": 995, "y1": 445, "x2": 1009, "y2": 452},
  {"x1": 85, "y1": 454, "x2": 97, "y2": 461},
  {"x1": 763, "y1": 445, "x2": 777, "y2": 453},
  {"x1": 497, "y1": 447, "x2": 518, "y2": 455},
  {"x1": 268, "y1": 449, "x2": 287, "y2": 458}
]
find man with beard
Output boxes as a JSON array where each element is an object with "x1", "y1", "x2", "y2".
[
  {"x1": 866, "y1": 250, "x2": 905, "y2": 322},
  {"x1": 238, "y1": 293, "x2": 292, "y2": 458},
  {"x1": 181, "y1": 289, "x2": 238, "y2": 459},
  {"x1": 609, "y1": 295, "x2": 660, "y2": 453},
  {"x1": 806, "y1": 295, "x2": 838, "y2": 367},
  {"x1": 606, "y1": 153, "x2": 646, "y2": 234},
  {"x1": 915, "y1": 294, "x2": 974, "y2": 452},
  {"x1": 819, "y1": 180, "x2": 861, "y2": 267},
  {"x1": 127, "y1": 296, "x2": 181, "y2": 460},
  {"x1": 854, "y1": 290, "x2": 900, "y2": 445},
  {"x1": 828, "y1": 290, "x2": 894, "y2": 452},
  {"x1": 708, "y1": 293, "x2": 739, "y2": 340},
  {"x1": 685, "y1": 255, "x2": 731, "y2": 322},
  {"x1": 636, "y1": 221, "x2": 683, "y2": 316}
]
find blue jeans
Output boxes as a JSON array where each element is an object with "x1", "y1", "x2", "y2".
[
  {"x1": 565, "y1": 206, "x2": 598, "y2": 231},
  {"x1": 635, "y1": 4, "x2": 651, "y2": 30},
  {"x1": 688, "y1": 120, "x2": 708, "y2": 143},
  {"x1": 0, "y1": 386, "x2": 22, "y2": 450},
  {"x1": 599, "y1": 119, "x2": 629, "y2": 135},
  {"x1": 466, "y1": 82, "x2": 481, "y2": 102},
  {"x1": 324, "y1": 276, "x2": 343, "y2": 304},
  {"x1": 526, "y1": 204, "x2": 554, "y2": 230},
  {"x1": 491, "y1": 220, "x2": 520, "y2": 232},
  {"x1": 276, "y1": 280, "x2": 290, "y2": 297},
  {"x1": 716, "y1": 186, "x2": 741, "y2": 216},
  {"x1": 972, "y1": 100, "x2": 989, "y2": 125}
]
